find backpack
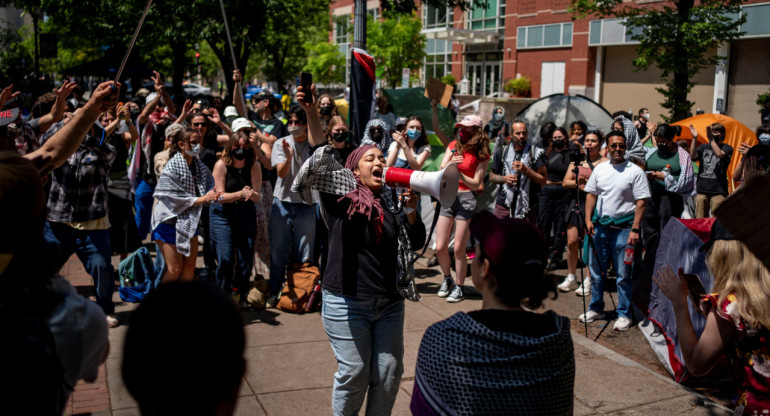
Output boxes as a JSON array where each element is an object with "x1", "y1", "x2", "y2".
[
  {"x1": 277, "y1": 262, "x2": 321, "y2": 314},
  {"x1": 118, "y1": 247, "x2": 157, "y2": 302}
]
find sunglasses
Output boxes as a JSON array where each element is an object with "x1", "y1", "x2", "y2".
[
  {"x1": 608, "y1": 143, "x2": 627, "y2": 149},
  {"x1": 192, "y1": 122, "x2": 207, "y2": 127},
  {"x1": 287, "y1": 120, "x2": 304, "y2": 126}
]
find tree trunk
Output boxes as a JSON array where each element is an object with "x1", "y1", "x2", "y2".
[{"x1": 671, "y1": 0, "x2": 695, "y2": 121}]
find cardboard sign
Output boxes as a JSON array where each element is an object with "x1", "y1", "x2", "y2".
[
  {"x1": 424, "y1": 78, "x2": 454, "y2": 108},
  {"x1": 714, "y1": 175, "x2": 770, "y2": 271}
]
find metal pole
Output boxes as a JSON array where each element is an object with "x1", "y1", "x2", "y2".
[{"x1": 353, "y1": 0, "x2": 366, "y2": 49}]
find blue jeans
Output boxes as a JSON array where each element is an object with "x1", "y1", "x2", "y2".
[
  {"x1": 43, "y1": 221, "x2": 115, "y2": 315},
  {"x1": 134, "y1": 179, "x2": 154, "y2": 240},
  {"x1": 268, "y1": 198, "x2": 316, "y2": 294},
  {"x1": 210, "y1": 203, "x2": 257, "y2": 294},
  {"x1": 588, "y1": 225, "x2": 633, "y2": 319},
  {"x1": 322, "y1": 291, "x2": 405, "y2": 416}
]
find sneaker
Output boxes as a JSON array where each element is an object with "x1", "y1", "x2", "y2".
[
  {"x1": 447, "y1": 285, "x2": 465, "y2": 303},
  {"x1": 558, "y1": 274, "x2": 579, "y2": 292},
  {"x1": 575, "y1": 278, "x2": 591, "y2": 297},
  {"x1": 106, "y1": 315, "x2": 119, "y2": 328},
  {"x1": 437, "y1": 276, "x2": 454, "y2": 298},
  {"x1": 614, "y1": 316, "x2": 633, "y2": 331},
  {"x1": 578, "y1": 310, "x2": 604, "y2": 323}
]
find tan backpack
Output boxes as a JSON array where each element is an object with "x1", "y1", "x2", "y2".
[{"x1": 276, "y1": 263, "x2": 321, "y2": 313}]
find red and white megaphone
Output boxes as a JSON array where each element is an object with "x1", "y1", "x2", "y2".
[{"x1": 383, "y1": 165, "x2": 460, "y2": 206}]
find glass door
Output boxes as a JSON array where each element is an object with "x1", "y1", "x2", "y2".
[
  {"x1": 485, "y1": 63, "x2": 500, "y2": 96},
  {"x1": 467, "y1": 63, "x2": 483, "y2": 96}
]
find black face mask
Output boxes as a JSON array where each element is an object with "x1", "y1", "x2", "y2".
[
  {"x1": 369, "y1": 130, "x2": 383, "y2": 143},
  {"x1": 657, "y1": 142, "x2": 669, "y2": 153},
  {"x1": 553, "y1": 139, "x2": 566, "y2": 150},
  {"x1": 319, "y1": 105, "x2": 333, "y2": 116},
  {"x1": 332, "y1": 131, "x2": 349, "y2": 143},
  {"x1": 232, "y1": 147, "x2": 249, "y2": 160},
  {"x1": 129, "y1": 109, "x2": 141, "y2": 120}
]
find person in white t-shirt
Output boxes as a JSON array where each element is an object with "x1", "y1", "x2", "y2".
[{"x1": 580, "y1": 130, "x2": 650, "y2": 332}]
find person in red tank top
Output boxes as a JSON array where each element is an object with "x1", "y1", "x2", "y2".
[{"x1": 431, "y1": 109, "x2": 490, "y2": 303}]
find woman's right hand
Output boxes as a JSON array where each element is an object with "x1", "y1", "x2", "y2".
[
  {"x1": 577, "y1": 174, "x2": 588, "y2": 187},
  {"x1": 738, "y1": 142, "x2": 751, "y2": 156},
  {"x1": 392, "y1": 131, "x2": 407, "y2": 148},
  {"x1": 449, "y1": 154, "x2": 464, "y2": 165},
  {"x1": 653, "y1": 265, "x2": 689, "y2": 309},
  {"x1": 233, "y1": 69, "x2": 242, "y2": 83},
  {"x1": 240, "y1": 186, "x2": 253, "y2": 201}
]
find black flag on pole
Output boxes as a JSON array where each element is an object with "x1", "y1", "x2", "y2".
[{"x1": 350, "y1": 47, "x2": 375, "y2": 146}]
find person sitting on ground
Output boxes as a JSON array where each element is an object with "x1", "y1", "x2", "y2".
[
  {"x1": 412, "y1": 211, "x2": 574, "y2": 416},
  {"x1": 0, "y1": 152, "x2": 110, "y2": 415},
  {"x1": 655, "y1": 221, "x2": 770, "y2": 415},
  {"x1": 122, "y1": 281, "x2": 245, "y2": 416}
]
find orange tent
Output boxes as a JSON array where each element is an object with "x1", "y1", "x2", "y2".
[{"x1": 672, "y1": 113, "x2": 757, "y2": 193}]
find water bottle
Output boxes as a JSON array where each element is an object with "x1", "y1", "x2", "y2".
[
  {"x1": 662, "y1": 164, "x2": 671, "y2": 177},
  {"x1": 123, "y1": 275, "x2": 134, "y2": 288},
  {"x1": 305, "y1": 282, "x2": 322, "y2": 312},
  {"x1": 623, "y1": 244, "x2": 635, "y2": 265}
]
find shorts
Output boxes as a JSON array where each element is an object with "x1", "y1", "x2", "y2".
[
  {"x1": 440, "y1": 191, "x2": 477, "y2": 220},
  {"x1": 151, "y1": 222, "x2": 198, "y2": 245}
]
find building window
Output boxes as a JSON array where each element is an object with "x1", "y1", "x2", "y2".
[
  {"x1": 424, "y1": 4, "x2": 453, "y2": 29},
  {"x1": 423, "y1": 39, "x2": 452, "y2": 82},
  {"x1": 367, "y1": 7, "x2": 379, "y2": 21},
  {"x1": 468, "y1": 0, "x2": 499, "y2": 31},
  {"x1": 517, "y1": 23, "x2": 573, "y2": 49},
  {"x1": 334, "y1": 14, "x2": 351, "y2": 84},
  {"x1": 587, "y1": 18, "x2": 640, "y2": 46},
  {"x1": 740, "y1": 3, "x2": 770, "y2": 38}
]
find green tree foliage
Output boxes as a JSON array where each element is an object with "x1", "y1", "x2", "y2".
[
  {"x1": 367, "y1": 12, "x2": 426, "y2": 89},
  {"x1": 304, "y1": 35, "x2": 346, "y2": 86},
  {"x1": 570, "y1": 0, "x2": 745, "y2": 122}
]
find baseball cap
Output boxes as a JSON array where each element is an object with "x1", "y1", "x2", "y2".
[
  {"x1": 0, "y1": 107, "x2": 20, "y2": 127},
  {"x1": 394, "y1": 116, "x2": 408, "y2": 129},
  {"x1": 231, "y1": 118, "x2": 252, "y2": 133},
  {"x1": 223, "y1": 106, "x2": 239, "y2": 118},
  {"x1": 252, "y1": 91, "x2": 272, "y2": 102},
  {"x1": 470, "y1": 211, "x2": 547, "y2": 272},
  {"x1": 699, "y1": 220, "x2": 736, "y2": 252},
  {"x1": 165, "y1": 123, "x2": 184, "y2": 139},
  {"x1": 455, "y1": 115, "x2": 483, "y2": 129}
]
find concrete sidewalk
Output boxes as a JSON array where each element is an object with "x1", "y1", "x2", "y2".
[{"x1": 61, "y1": 254, "x2": 732, "y2": 416}]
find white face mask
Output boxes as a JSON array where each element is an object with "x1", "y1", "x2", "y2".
[
  {"x1": 493, "y1": 113, "x2": 503, "y2": 122},
  {"x1": 185, "y1": 143, "x2": 201, "y2": 157},
  {"x1": 643, "y1": 113, "x2": 650, "y2": 120},
  {"x1": 287, "y1": 125, "x2": 304, "y2": 138}
]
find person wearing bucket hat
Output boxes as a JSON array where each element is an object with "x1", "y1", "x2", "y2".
[
  {"x1": 655, "y1": 220, "x2": 770, "y2": 414},
  {"x1": 412, "y1": 211, "x2": 574, "y2": 415},
  {"x1": 431, "y1": 105, "x2": 492, "y2": 303}
]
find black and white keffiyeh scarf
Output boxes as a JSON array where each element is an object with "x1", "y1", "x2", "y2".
[
  {"x1": 360, "y1": 118, "x2": 394, "y2": 155},
  {"x1": 503, "y1": 141, "x2": 543, "y2": 219},
  {"x1": 292, "y1": 145, "x2": 421, "y2": 301},
  {"x1": 152, "y1": 153, "x2": 214, "y2": 256}
]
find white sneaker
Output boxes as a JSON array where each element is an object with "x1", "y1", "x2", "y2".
[
  {"x1": 578, "y1": 310, "x2": 604, "y2": 323},
  {"x1": 575, "y1": 278, "x2": 591, "y2": 297},
  {"x1": 437, "y1": 277, "x2": 453, "y2": 298},
  {"x1": 614, "y1": 316, "x2": 633, "y2": 331},
  {"x1": 447, "y1": 285, "x2": 465, "y2": 303},
  {"x1": 558, "y1": 274, "x2": 578, "y2": 292}
]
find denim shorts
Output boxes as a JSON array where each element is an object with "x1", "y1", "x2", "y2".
[
  {"x1": 151, "y1": 222, "x2": 198, "y2": 245},
  {"x1": 439, "y1": 191, "x2": 477, "y2": 220}
]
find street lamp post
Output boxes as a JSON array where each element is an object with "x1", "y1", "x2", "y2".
[{"x1": 353, "y1": 0, "x2": 366, "y2": 49}]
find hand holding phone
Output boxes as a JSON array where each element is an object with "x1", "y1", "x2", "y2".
[{"x1": 300, "y1": 72, "x2": 313, "y2": 104}]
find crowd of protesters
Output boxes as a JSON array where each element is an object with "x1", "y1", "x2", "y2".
[{"x1": 2, "y1": 68, "x2": 770, "y2": 416}]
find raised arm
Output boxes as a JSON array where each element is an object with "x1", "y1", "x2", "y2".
[
  {"x1": 37, "y1": 80, "x2": 77, "y2": 133},
  {"x1": 431, "y1": 99, "x2": 450, "y2": 146},
  {"x1": 24, "y1": 81, "x2": 120, "y2": 174},
  {"x1": 297, "y1": 84, "x2": 324, "y2": 147},
  {"x1": 688, "y1": 124, "x2": 700, "y2": 160},
  {"x1": 232, "y1": 69, "x2": 248, "y2": 118}
]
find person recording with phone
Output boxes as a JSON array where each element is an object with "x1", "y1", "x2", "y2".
[
  {"x1": 558, "y1": 130, "x2": 608, "y2": 295},
  {"x1": 488, "y1": 120, "x2": 546, "y2": 220},
  {"x1": 688, "y1": 123, "x2": 733, "y2": 218},
  {"x1": 655, "y1": 221, "x2": 770, "y2": 415}
]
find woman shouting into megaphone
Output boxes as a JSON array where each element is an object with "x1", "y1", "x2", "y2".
[{"x1": 294, "y1": 84, "x2": 426, "y2": 415}]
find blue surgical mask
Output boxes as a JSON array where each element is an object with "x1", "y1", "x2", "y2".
[
  {"x1": 493, "y1": 113, "x2": 503, "y2": 122},
  {"x1": 185, "y1": 143, "x2": 201, "y2": 157},
  {"x1": 406, "y1": 128, "x2": 420, "y2": 140},
  {"x1": 760, "y1": 133, "x2": 770, "y2": 146}
]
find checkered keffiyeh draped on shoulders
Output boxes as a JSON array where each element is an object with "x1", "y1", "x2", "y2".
[
  {"x1": 291, "y1": 145, "x2": 421, "y2": 302},
  {"x1": 413, "y1": 311, "x2": 575, "y2": 415}
]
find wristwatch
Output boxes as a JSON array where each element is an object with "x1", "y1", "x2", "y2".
[{"x1": 631, "y1": 228, "x2": 640, "y2": 233}]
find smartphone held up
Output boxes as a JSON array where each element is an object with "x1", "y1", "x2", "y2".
[{"x1": 300, "y1": 72, "x2": 313, "y2": 103}]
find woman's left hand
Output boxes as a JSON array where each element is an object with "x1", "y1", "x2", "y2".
[
  {"x1": 647, "y1": 171, "x2": 664, "y2": 180},
  {"x1": 653, "y1": 265, "x2": 688, "y2": 308},
  {"x1": 393, "y1": 131, "x2": 407, "y2": 148},
  {"x1": 401, "y1": 189, "x2": 418, "y2": 210}
]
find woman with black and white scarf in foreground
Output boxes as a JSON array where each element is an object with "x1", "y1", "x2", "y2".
[{"x1": 152, "y1": 128, "x2": 221, "y2": 283}]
